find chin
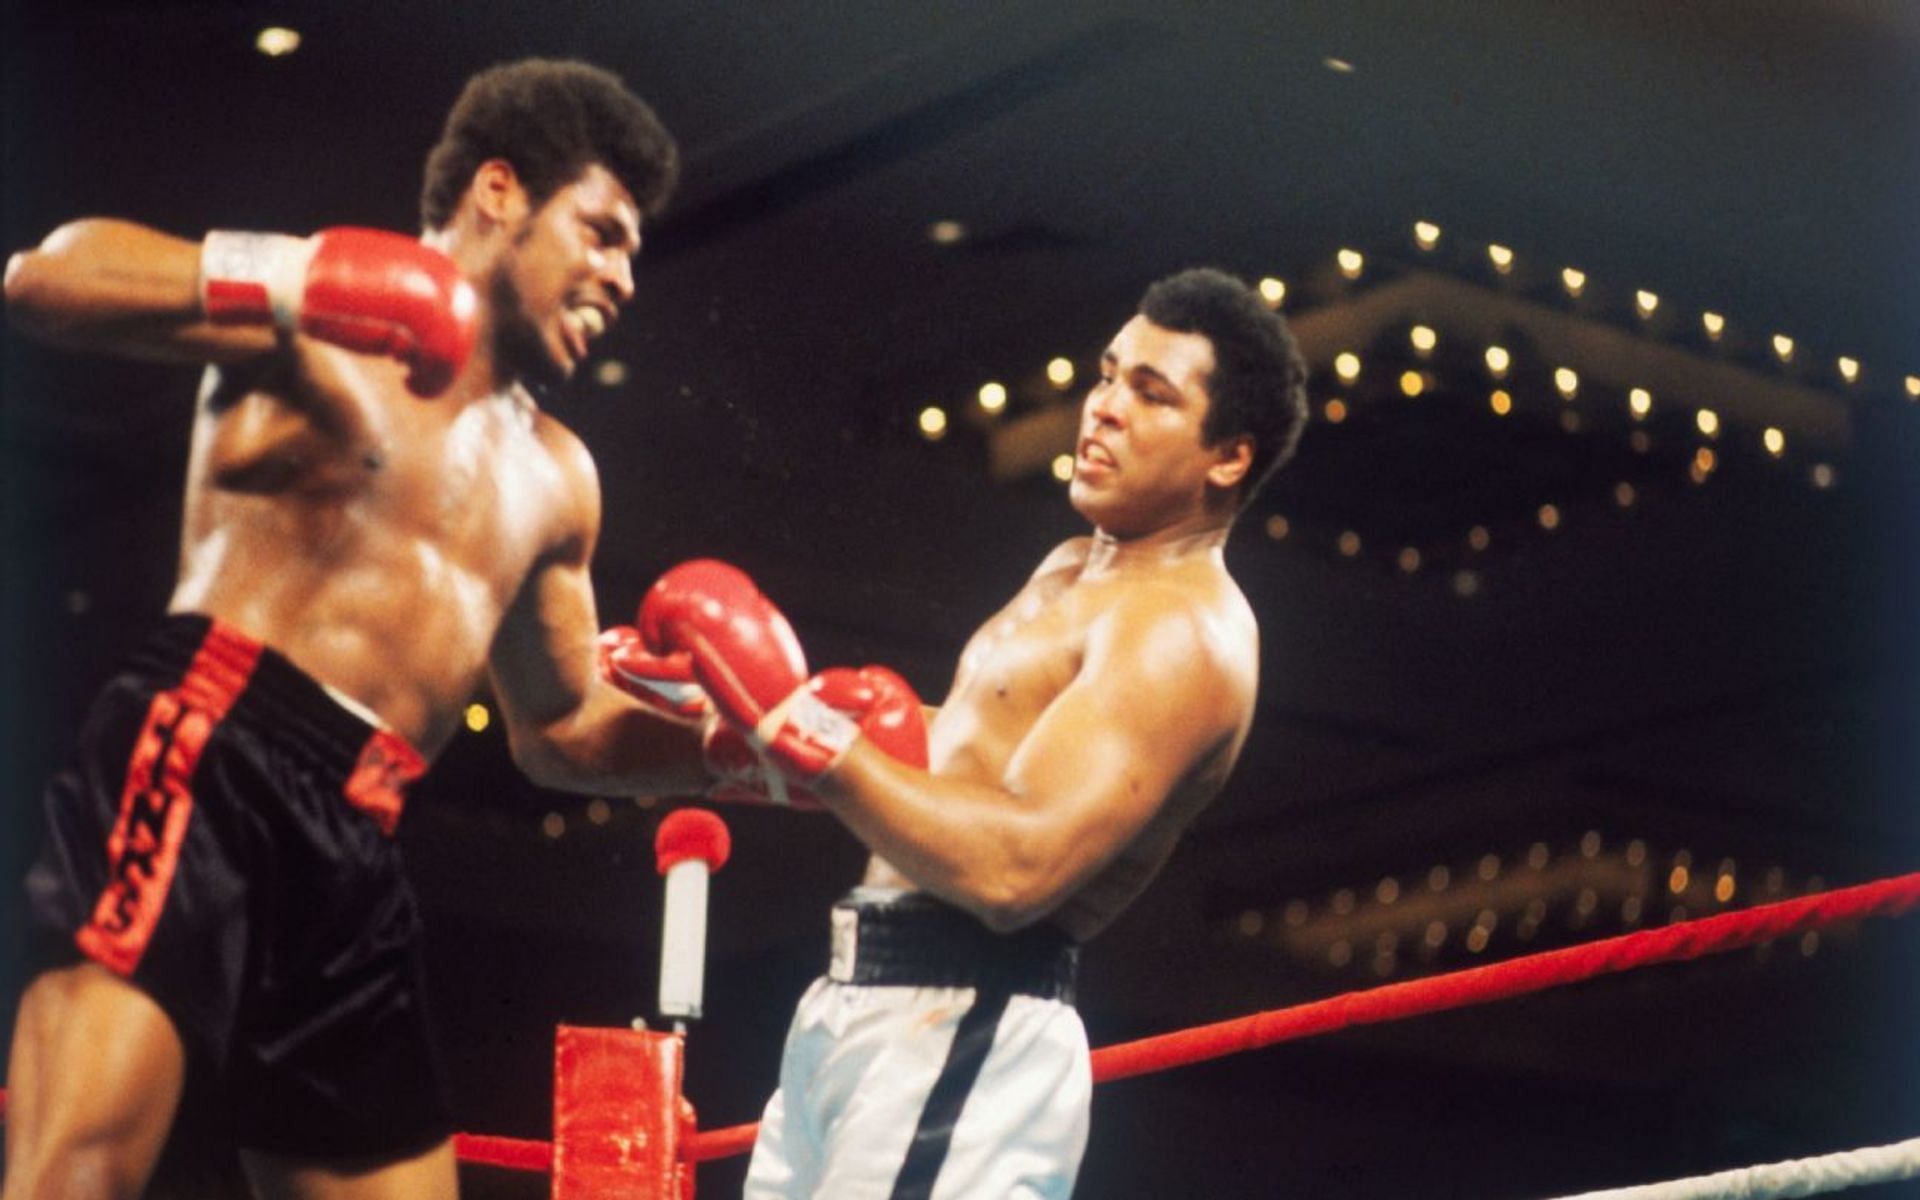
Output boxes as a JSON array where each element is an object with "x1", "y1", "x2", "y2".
[
  {"x1": 1067, "y1": 482, "x2": 1118, "y2": 528},
  {"x1": 498, "y1": 328, "x2": 568, "y2": 389}
]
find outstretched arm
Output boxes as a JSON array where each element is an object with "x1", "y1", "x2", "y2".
[
  {"x1": 816, "y1": 599, "x2": 1240, "y2": 932},
  {"x1": 4, "y1": 219, "x2": 274, "y2": 362},
  {"x1": 6, "y1": 219, "x2": 475, "y2": 395}
]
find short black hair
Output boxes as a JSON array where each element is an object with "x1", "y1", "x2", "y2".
[
  {"x1": 421, "y1": 59, "x2": 680, "y2": 230},
  {"x1": 1139, "y1": 267, "x2": 1308, "y2": 506}
]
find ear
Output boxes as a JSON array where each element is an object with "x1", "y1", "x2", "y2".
[
  {"x1": 468, "y1": 159, "x2": 530, "y2": 228},
  {"x1": 1206, "y1": 434, "x2": 1255, "y2": 490}
]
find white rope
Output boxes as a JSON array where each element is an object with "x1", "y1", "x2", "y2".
[{"x1": 1541, "y1": 1137, "x2": 1920, "y2": 1200}]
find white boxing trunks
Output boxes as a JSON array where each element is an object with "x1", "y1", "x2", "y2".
[{"x1": 744, "y1": 888, "x2": 1090, "y2": 1199}]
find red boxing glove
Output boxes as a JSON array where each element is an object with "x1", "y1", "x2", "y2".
[
  {"x1": 595, "y1": 627, "x2": 811, "y2": 805},
  {"x1": 596, "y1": 626, "x2": 711, "y2": 725},
  {"x1": 638, "y1": 560, "x2": 810, "y2": 730},
  {"x1": 702, "y1": 723, "x2": 822, "y2": 808},
  {"x1": 597, "y1": 623, "x2": 797, "y2": 803},
  {"x1": 705, "y1": 666, "x2": 927, "y2": 806},
  {"x1": 807, "y1": 665, "x2": 929, "y2": 772},
  {"x1": 200, "y1": 227, "x2": 477, "y2": 397},
  {"x1": 640, "y1": 561, "x2": 928, "y2": 790}
]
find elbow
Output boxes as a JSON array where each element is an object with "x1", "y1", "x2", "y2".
[
  {"x1": 4, "y1": 230, "x2": 100, "y2": 346},
  {"x1": 968, "y1": 860, "x2": 1065, "y2": 935},
  {"x1": 5, "y1": 221, "x2": 135, "y2": 344},
  {"x1": 508, "y1": 726, "x2": 584, "y2": 793},
  {"x1": 514, "y1": 753, "x2": 572, "y2": 794},
  {"x1": 976, "y1": 902, "x2": 1046, "y2": 936},
  {"x1": 3, "y1": 248, "x2": 61, "y2": 340}
]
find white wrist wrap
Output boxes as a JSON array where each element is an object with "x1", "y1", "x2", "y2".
[
  {"x1": 200, "y1": 230, "x2": 313, "y2": 328},
  {"x1": 755, "y1": 686, "x2": 861, "y2": 780}
]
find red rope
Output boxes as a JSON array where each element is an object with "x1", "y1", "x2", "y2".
[
  {"x1": 684, "y1": 1121, "x2": 760, "y2": 1164},
  {"x1": 452, "y1": 1132, "x2": 553, "y2": 1172},
  {"x1": 7, "y1": 872, "x2": 1917, "y2": 1173},
  {"x1": 1090, "y1": 870, "x2": 1920, "y2": 1082},
  {"x1": 682, "y1": 870, "x2": 1920, "y2": 1161}
]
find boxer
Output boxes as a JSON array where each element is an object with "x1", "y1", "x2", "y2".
[
  {"x1": 4, "y1": 60, "x2": 706, "y2": 1200},
  {"x1": 608, "y1": 268, "x2": 1310, "y2": 1198}
]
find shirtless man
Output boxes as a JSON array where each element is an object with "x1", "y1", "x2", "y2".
[
  {"x1": 605, "y1": 267, "x2": 1308, "y2": 1197},
  {"x1": 3, "y1": 60, "x2": 710, "y2": 1200}
]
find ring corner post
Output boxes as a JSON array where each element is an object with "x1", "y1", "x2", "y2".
[{"x1": 552, "y1": 1023, "x2": 695, "y2": 1199}]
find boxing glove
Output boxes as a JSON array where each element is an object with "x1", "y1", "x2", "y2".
[
  {"x1": 639, "y1": 560, "x2": 927, "y2": 789},
  {"x1": 200, "y1": 227, "x2": 477, "y2": 396},
  {"x1": 706, "y1": 666, "x2": 927, "y2": 805},
  {"x1": 638, "y1": 560, "x2": 810, "y2": 731},
  {"x1": 597, "y1": 626, "x2": 711, "y2": 725},
  {"x1": 799, "y1": 664, "x2": 928, "y2": 774}
]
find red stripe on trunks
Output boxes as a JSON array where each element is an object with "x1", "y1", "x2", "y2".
[
  {"x1": 343, "y1": 728, "x2": 425, "y2": 837},
  {"x1": 77, "y1": 623, "x2": 261, "y2": 976}
]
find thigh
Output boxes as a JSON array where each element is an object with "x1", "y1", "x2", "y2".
[
  {"x1": 4, "y1": 963, "x2": 187, "y2": 1200},
  {"x1": 238, "y1": 1138, "x2": 456, "y2": 1200}
]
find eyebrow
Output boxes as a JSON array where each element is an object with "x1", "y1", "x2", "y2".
[
  {"x1": 603, "y1": 218, "x2": 642, "y2": 255},
  {"x1": 1099, "y1": 348, "x2": 1182, "y2": 395},
  {"x1": 1129, "y1": 360, "x2": 1180, "y2": 395}
]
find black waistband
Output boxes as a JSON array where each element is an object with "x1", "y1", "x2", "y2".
[
  {"x1": 127, "y1": 614, "x2": 408, "y2": 786},
  {"x1": 830, "y1": 891, "x2": 1078, "y2": 1003}
]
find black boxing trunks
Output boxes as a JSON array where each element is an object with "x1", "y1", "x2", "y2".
[{"x1": 23, "y1": 614, "x2": 452, "y2": 1160}]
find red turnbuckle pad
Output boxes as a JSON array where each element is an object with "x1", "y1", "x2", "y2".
[
  {"x1": 655, "y1": 807, "x2": 732, "y2": 875},
  {"x1": 553, "y1": 1025, "x2": 694, "y2": 1199}
]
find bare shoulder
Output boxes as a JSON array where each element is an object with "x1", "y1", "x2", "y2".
[
  {"x1": 533, "y1": 409, "x2": 598, "y2": 482},
  {"x1": 531, "y1": 409, "x2": 603, "y2": 556},
  {"x1": 1090, "y1": 563, "x2": 1258, "y2": 707},
  {"x1": 1031, "y1": 536, "x2": 1095, "y2": 580}
]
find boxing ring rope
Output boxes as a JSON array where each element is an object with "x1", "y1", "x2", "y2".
[
  {"x1": 452, "y1": 1132, "x2": 554, "y2": 1172},
  {"x1": 4, "y1": 870, "x2": 1915, "y2": 1196},
  {"x1": 679, "y1": 869, "x2": 1920, "y2": 1163},
  {"x1": 1538, "y1": 1136, "x2": 1920, "y2": 1200}
]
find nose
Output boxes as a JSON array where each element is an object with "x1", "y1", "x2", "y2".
[
  {"x1": 1085, "y1": 380, "x2": 1125, "y2": 429},
  {"x1": 599, "y1": 250, "x2": 635, "y2": 305}
]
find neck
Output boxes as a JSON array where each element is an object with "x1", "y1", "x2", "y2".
[
  {"x1": 1085, "y1": 512, "x2": 1230, "y2": 573},
  {"x1": 421, "y1": 224, "x2": 515, "y2": 401}
]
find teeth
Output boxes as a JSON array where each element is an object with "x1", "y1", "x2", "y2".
[{"x1": 574, "y1": 306, "x2": 606, "y2": 337}]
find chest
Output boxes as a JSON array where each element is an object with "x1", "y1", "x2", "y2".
[
  {"x1": 950, "y1": 575, "x2": 1093, "y2": 714},
  {"x1": 199, "y1": 362, "x2": 570, "y2": 579},
  {"x1": 390, "y1": 400, "x2": 563, "y2": 554}
]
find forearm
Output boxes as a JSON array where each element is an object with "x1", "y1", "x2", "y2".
[
  {"x1": 511, "y1": 681, "x2": 712, "y2": 797},
  {"x1": 4, "y1": 219, "x2": 273, "y2": 361},
  {"x1": 817, "y1": 742, "x2": 1064, "y2": 931}
]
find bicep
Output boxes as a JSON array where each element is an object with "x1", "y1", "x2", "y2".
[
  {"x1": 1000, "y1": 638, "x2": 1226, "y2": 889},
  {"x1": 491, "y1": 439, "x2": 608, "y2": 731},
  {"x1": 490, "y1": 553, "x2": 601, "y2": 732}
]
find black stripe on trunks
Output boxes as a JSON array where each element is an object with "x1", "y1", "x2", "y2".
[{"x1": 888, "y1": 985, "x2": 1014, "y2": 1200}]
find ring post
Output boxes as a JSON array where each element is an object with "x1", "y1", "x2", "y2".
[
  {"x1": 552, "y1": 1024, "x2": 693, "y2": 1199},
  {"x1": 655, "y1": 808, "x2": 732, "y2": 1024}
]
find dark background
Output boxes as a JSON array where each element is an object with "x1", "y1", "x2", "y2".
[{"x1": 4, "y1": 2, "x2": 1918, "y2": 1197}]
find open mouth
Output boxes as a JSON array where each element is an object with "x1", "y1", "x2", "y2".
[
  {"x1": 1078, "y1": 438, "x2": 1117, "y2": 470},
  {"x1": 560, "y1": 303, "x2": 610, "y2": 362}
]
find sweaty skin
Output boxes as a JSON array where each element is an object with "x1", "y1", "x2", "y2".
[
  {"x1": 828, "y1": 314, "x2": 1261, "y2": 941},
  {"x1": 3, "y1": 160, "x2": 701, "y2": 1200},
  {"x1": 5, "y1": 166, "x2": 705, "y2": 786}
]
